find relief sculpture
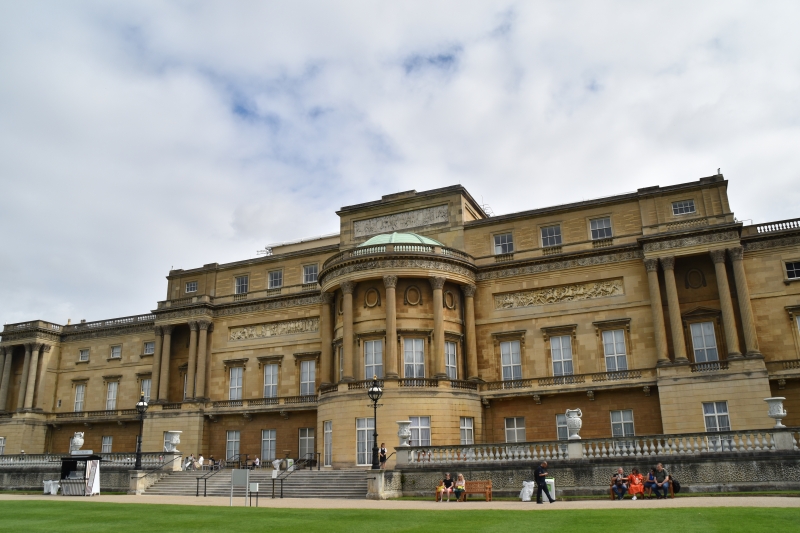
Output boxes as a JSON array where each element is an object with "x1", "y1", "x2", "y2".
[
  {"x1": 353, "y1": 205, "x2": 449, "y2": 237},
  {"x1": 229, "y1": 317, "x2": 319, "y2": 341},
  {"x1": 494, "y1": 279, "x2": 624, "y2": 310}
]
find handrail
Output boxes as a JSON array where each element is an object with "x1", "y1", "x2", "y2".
[
  {"x1": 272, "y1": 453, "x2": 320, "y2": 498},
  {"x1": 196, "y1": 456, "x2": 232, "y2": 497},
  {"x1": 131, "y1": 453, "x2": 184, "y2": 490}
]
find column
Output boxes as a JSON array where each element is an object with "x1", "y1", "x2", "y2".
[
  {"x1": 151, "y1": 326, "x2": 164, "y2": 401},
  {"x1": 0, "y1": 347, "x2": 11, "y2": 411},
  {"x1": 461, "y1": 284, "x2": 480, "y2": 380},
  {"x1": 186, "y1": 321, "x2": 199, "y2": 398},
  {"x1": 16, "y1": 344, "x2": 32, "y2": 410},
  {"x1": 383, "y1": 276, "x2": 399, "y2": 379},
  {"x1": 195, "y1": 320, "x2": 212, "y2": 399},
  {"x1": 158, "y1": 324, "x2": 174, "y2": 401},
  {"x1": 710, "y1": 249, "x2": 742, "y2": 358},
  {"x1": 430, "y1": 276, "x2": 447, "y2": 379},
  {"x1": 23, "y1": 342, "x2": 42, "y2": 409},
  {"x1": 341, "y1": 281, "x2": 356, "y2": 382},
  {"x1": 660, "y1": 257, "x2": 689, "y2": 362},
  {"x1": 729, "y1": 247, "x2": 761, "y2": 356},
  {"x1": 0, "y1": 348, "x2": 5, "y2": 406},
  {"x1": 320, "y1": 293, "x2": 335, "y2": 386},
  {"x1": 644, "y1": 259, "x2": 671, "y2": 365}
]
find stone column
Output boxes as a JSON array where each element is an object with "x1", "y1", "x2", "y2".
[
  {"x1": 710, "y1": 249, "x2": 742, "y2": 358},
  {"x1": 644, "y1": 259, "x2": 671, "y2": 365},
  {"x1": 186, "y1": 321, "x2": 199, "y2": 398},
  {"x1": 150, "y1": 326, "x2": 164, "y2": 401},
  {"x1": 660, "y1": 257, "x2": 688, "y2": 362},
  {"x1": 430, "y1": 276, "x2": 447, "y2": 379},
  {"x1": 729, "y1": 247, "x2": 761, "y2": 356},
  {"x1": 383, "y1": 276, "x2": 399, "y2": 378},
  {"x1": 23, "y1": 342, "x2": 42, "y2": 409},
  {"x1": 0, "y1": 347, "x2": 11, "y2": 411},
  {"x1": 461, "y1": 284, "x2": 479, "y2": 380},
  {"x1": 158, "y1": 325, "x2": 174, "y2": 401},
  {"x1": 341, "y1": 281, "x2": 356, "y2": 382},
  {"x1": 16, "y1": 344, "x2": 32, "y2": 410},
  {"x1": 0, "y1": 349, "x2": 5, "y2": 406},
  {"x1": 195, "y1": 320, "x2": 212, "y2": 399},
  {"x1": 320, "y1": 293, "x2": 335, "y2": 386}
]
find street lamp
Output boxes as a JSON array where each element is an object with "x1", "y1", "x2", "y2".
[
  {"x1": 367, "y1": 376, "x2": 383, "y2": 470},
  {"x1": 134, "y1": 392, "x2": 148, "y2": 470}
]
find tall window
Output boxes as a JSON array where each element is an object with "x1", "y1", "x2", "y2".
[
  {"x1": 787, "y1": 262, "x2": 800, "y2": 280},
  {"x1": 364, "y1": 340, "x2": 384, "y2": 379},
  {"x1": 183, "y1": 373, "x2": 188, "y2": 400},
  {"x1": 551, "y1": 336, "x2": 574, "y2": 376},
  {"x1": 602, "y1": 330, "x2": 628, "y2": 372},
  {"x1": 185, "y1": 281, "x2": 198, "y2": 293},
  {"x1": 299, "y1": 428, "x2": 315, "y2": 459},
  {"x1": 229, "y1": 367, "x2": 243, "y2": 400},
  {"x1": 303, "y1": 264, "x2": 318, "y2": 284},
  {"x1": 356, "y1": 418, "x2": 374, "y2": 465},
  {"x1": 703, "y1": 402, "x2": 731, "y2": 432},
  {"x1": 460, "y1": 417, "x2": 474, "y2": 445},
  {"x1": 110, "y1": 345, "x2": 122, "y2": 359},
  {"x1": 226, "y1": 430, "x2": 240, "y2": 461},
  {"x1": 445, "y1": 341, "x2": 457, "y2": 380},
  {"x1": 105, "y1": 381, "x2": 118, "y2": 410},
  {"x1": 323, "y1": 421, "x2": 333, "y2": 467},
  {"x1": 556, "y1": 414, "x2": 568, "y2": 440},
  {"x1": 494, "y1": 233, "x2": 514, "y2": 254},
  {"x1": 268, "y1": 270, "x2": 283, "y2": 289},
  {"x1": 541, "y1": 225, "x2": 562, "y2": 247},
  {"x1": 234, "y1": 275, "x2": 249, "y2": 294},
  {"x1": 101, "y1": 436, "x2": 113, "y2": 453},
  {"x1": 79, "y1": 349, "x2": 89, "y2": 362},
  {"x1": 672, "y1": 199, "x2": 696, "y2": 215},
  {"x1": 0, "y1": 437, "x2": 5, "y2": 455},
  {"x1": 261, "y1": 429, "x2": 276, "y2": 461},
  {"x1": 500, "y1": 340, "x2": 522, "y2": 381},
  {"x1": 74, "y1": 384, "x2": 86, "y2": 412},
  {"x1": 143, "y1": 342, "x2": 155, "y2": 355},
  {"x1": 300, "y1": 360, "x2": 315, "y2": 395},
  {"x1": 590, "y1": 217, "x2": 612, "y2": 239},
  {"x1": 404, "y1": 338, "x2": 425, "y2": 378},
  {"x1": 338, "y1": 346, "x2": 344, "y2": 382},
  {"x1": 409, "y1": 416, "x2": 431, "y2": 446},
  {"x1": 690, "y1": 322, "x2": 719, "y2": 362},
  {"x1": 610, "y1": 410, "x2": 635, "y2": 437},
  {"x1": 263, "y1": 364, "x2": 278, "y2": 398},
  {"x1": 505, "y1": 417, "x2": 526, "y2": 443},
  {"x1": 141, "y1": 378, "x2": 152, "y2": 403}
]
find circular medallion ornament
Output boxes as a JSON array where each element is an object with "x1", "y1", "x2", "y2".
[
  {"x1": 404, "y1": 285, "x2": 422, "y2": 306},
  {"x1": 364, "y1": 287, "x2": 381, "y2": 308},
  {"x1": 685, "y1": 269, "x2": 706, "y2": 289},
  {"x1": 444, "y1": 290, "x2": 456, "y2": 310}
]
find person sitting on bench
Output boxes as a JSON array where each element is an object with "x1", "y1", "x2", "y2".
[
  {"x1": 611, "y1": 467, "x2": 628, "y2": 500},
  {"x1": 440, "y1": 473, "x2": 454, "y2": 502},
  {"x1": 653, "y1": 463, "x2": 671, "y2": 499}
]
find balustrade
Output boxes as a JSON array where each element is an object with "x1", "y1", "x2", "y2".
[
  {"x1": 322, "y1": 244, "x2": 473, "y2": 270},
  {"x1": 408, "y1": 441, "x2": 568, "y2": 465},
  {"x1": 690, "y1": 361, "x2": 729, "y2": 373},
  {"x1": 755, "y1": 218, "x2": 800, "y2": 234},
  {"x1": 0, "y1": 452, "x2": 166, "y2": 468},
  {"x1": 399, "y1": 378, "x2": 439, "y2": 388}
]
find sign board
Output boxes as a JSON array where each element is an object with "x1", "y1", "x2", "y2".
[{"x1": 231, "y1": 469, "x2": 249, "y2": 487}]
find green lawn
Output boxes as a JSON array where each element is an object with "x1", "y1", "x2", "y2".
[{"x1": 1, "y1": 501, "x2": 799, "y2": 532}]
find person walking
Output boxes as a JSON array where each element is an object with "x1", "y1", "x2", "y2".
[{"x1": 534, "y1": 461, "x2": 555, "y2": 504}]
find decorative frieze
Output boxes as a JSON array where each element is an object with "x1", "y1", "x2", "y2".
[
  {"x1": 642, "y1": 230, "x2": 739, "y2": 252},
  {"x1": 494, "y1": 278, "x2": 624, "y2": 310},
  {"x1": 229, "y1": 317, "x2": 320, "y2": 342},
  {"x1": 353, "y1": 205, "x2": 449, "y2": 238},
  {"x1": 214, "y1": 295, "x2": 323, "y2": 318},
  {"x1": 477, "y1": 250, "x2": 643, "y2": 281},
  {"x1": 742, "y1": 235, "x2": 800, "y2": 252}
]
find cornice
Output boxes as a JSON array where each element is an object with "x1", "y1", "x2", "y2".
[{"x1": 320, "y1": 256, "x2": 475, "y2": 286}]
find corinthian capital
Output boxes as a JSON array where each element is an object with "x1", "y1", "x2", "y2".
[
  {"x1": 460, "y1": 284, "x2": 477, "y2": 298},
  {"x1": 161, "y1": 324, "x2": 175, "y2": 335},
  {"x1": 429, "y1": 276, "x2": 446, "y2": 291},
  {"x1": 709, "y1": 249, "x2": 727, "y2": 264},
  {"x1": 383, "y1": 275, "x2": 398, "y2": 289},
  {"x1": 659, "y1": 257, "x2": 676, "y2": 271},
  {"x1": 188, "y1": 320, "x2": 199, "y2": 331},
  {"x1": 728, "y1": 246, "x2": 744, "y2": 261},
  {"x1": 320, "y1": 292, "x2": 335, "y2": 305},
  {"x1": 644, "y1": 258, "x2": 659, "y2": 272},
  {"x1": 154, "y1": 325, "x2": 163, "y2": 336},
  {"x1": 197, "y1": 320, "x2": 212, "y2": 331},
  {"x1": 340, "y1": 281, "x2": 357, "y2": 295}
]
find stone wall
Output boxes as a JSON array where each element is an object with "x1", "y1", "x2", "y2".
[{"x1": 0, "y1": 466, "x2": 132, "y2": 492}]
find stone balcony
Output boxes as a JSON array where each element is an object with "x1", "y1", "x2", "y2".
[{"x1": 480, "y1": 368, "x2": 657, "y2": 400}]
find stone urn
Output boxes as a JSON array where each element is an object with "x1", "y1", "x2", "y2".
[
  {"x1": 765, "y1": 397, "x2": 787, "y2": 428},
  {"x1": 396, "y1": 421, "x2": 412, "y2": 447},
  {"x1": 163, "y1": 431, "x2": 182, "y2": 453},
  {"x1": 565, "y1": 408, "x2": 583, "y2": 440},
  {"x1": 70, "y1": 432, "x2": 85, "y2": 452}
]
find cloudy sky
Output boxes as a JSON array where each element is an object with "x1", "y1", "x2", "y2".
[{"x1": 1, "y1": 1, "x2": 799, "y2": 326}]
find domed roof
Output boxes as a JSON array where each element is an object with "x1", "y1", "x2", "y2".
[{"x1": 358, "y1": 232, "x2": 444, "y2": 247}]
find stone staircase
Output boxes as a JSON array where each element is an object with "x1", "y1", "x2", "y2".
[{"x1": 145, "y1": 468, "x2": 370, "y2": 499}]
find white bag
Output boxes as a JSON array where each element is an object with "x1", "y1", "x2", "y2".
[{"x1": 520, "y1": 481, "x2": 535, "y2": 502}]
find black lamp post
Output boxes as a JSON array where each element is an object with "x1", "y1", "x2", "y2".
[
  {"x1": 134, "y1": 392, "x2": 148, "y2": 470},
  {"x1": 367, "y1": 376, "x2": 383, "y2": 470}
]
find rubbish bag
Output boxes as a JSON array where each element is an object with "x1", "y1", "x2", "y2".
[{"x1": 520, "y1": 480, "x2": 535, "y2": 502}]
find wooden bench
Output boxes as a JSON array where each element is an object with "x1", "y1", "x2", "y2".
[{"x1": 434, "y1": 480, "x2": 492, "y2": 502}]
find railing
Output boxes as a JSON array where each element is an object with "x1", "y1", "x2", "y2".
[
  {"x1": 351, "y1": 245, "x2": 386, "y2": 256},
  {"x1": 209, "y1": 396, "x2": 318, "y2": 409},
  {"x1": 494, "y1": 253, "x2": 514, "y2": 263},
  {"x1": 450, "y1": 380, "x2": 479, "y2": 391},
  {"x1": 399, "y1": 378, "x2": 439, "y2": 388},
  {"x1": 55, "y1": 409, "x2": 140, "y2": 420},
  {"x1": 162, "y1": 402, "x2": 182, "y2": 410},
  {"x1": 542, "y1": 245, "x2": 562, "y2": 256},
  {"x1": 266, "y1": 288, "x2": 281, "y2": 297},
  {"x1": 348, "y1": 380, "x2": 383, "y2": 390},
  {"x1": 754, "y1": 218, "x2": 800, "y2": 234},
  {"x1": 2, "y1": 320, "x2": 64, "y2": 333},
  {"x1": 484, "y1": 370, "x2": 649, "y2": 391},
  {"x1": 538, "y1": 374, "x2": 586, "y2": 386},
  {"x1": 407, "y1": 441, "x2": 569, "y2": 464},
  {"x1": 322, "y1": 244, "x2": 474, "y2": 270},
  {"x1": 272, "y1": 453, "x2": 321, "y2": 498},
  {"x1": 197, "y1": 456, "x2": 231, "y2": 497},
  {"x1": 283, "y1": 395, "x2": 317, "y2": 404},
  {"x1": 0, "y1": 452, "x2": 167, "y2": 468},
  {"x1": 592, "y1": 238, "x2": 614, "y2": 248},
  {"x1": 691, "y1": 361, "x2": 730, "y2": 373},
  {"x1": 440, "y1": 248, "x2": 471, "y2": 261},
  {"x1": 589, "y1": 370, "x2": 643, "y2": 382},
  {"x1": 248, "y1": 397, "x2": 279, "y2": 406},
  {"x1": 319, "y1": 384, "x2": 339, "y2": 395},
  {"x1": 766, "y1": 359, "x2": 800, "y2": 371},
  {"x1": 301, "y1": 283, "x2": 318, "y2": 292},
  {"x1": 485, "y1": 379, "x2": 536, "y2": 391},
  {"x1": 212, "y1": 400, "x2": 243, "y2": 408},
  {"x1": 233, "y1": 293, "x2": 248, "y2": 302},
  {"x1": 62, "y1": 314, "x2": 154, "y2": 332}
]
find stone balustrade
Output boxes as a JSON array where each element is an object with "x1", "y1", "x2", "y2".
[
  {"x1": 0, "y1": 452, "x2": 168, "y2": 469},
  {"x1": 61, "y1": 314, "x2": 155, "y2": 332},
  {"x1": 483, "y1": 368, "x2": 655, "y2": 392},
  {"x1": 405, "y1": 441, "x2": 569, "y2": 465},
  {"x1": 55, "y1": 409, "x2": 139, "y2": 420},
  {"x1": 2, "y1": 320, "x2": 63, "y2": 333},
  {"x1": 753, "y1": 218, "x2": 800, "y2": 234},
  {"x1": 322, "y1": 244, "x2": 473, "y2": 270}
]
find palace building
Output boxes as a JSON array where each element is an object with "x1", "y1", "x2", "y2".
[{"x1": 1, "y1": 174, "x2": 799, "y2": 469}]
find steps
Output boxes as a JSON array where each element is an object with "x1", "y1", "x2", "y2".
[{"x1": 145, "y1": 468, "x2": 370, "y2": 499}]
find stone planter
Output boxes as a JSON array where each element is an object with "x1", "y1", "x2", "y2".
[
  {"x1": 397, "y1": 421, "x2": 411, "y2": 447},
  {"x1": 566, "y1": 409, "x2": 583, "y2": 440},
  {"x1": 764, "y1": 397, "x2": 787, "y2": 428}
]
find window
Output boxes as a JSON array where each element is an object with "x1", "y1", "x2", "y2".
[
  {"x1": 356, "y1": 418, "x2": 374, "y2": 465},
  {"x1": 505, "y1": 417, "x2": 526, "y2": 443},
  {"x1": 786, "y1": 261, "x2": 800, "y2": 280},
  {"x1": 460, "y1": 417, "x2": 474, "y2": 445},
  {"x1": 101, "y1": 436, "x2": 113, "y2": 453},
  {"x1": 74, "y1": 384, "x2": 86, "y2": 412},
  {"x1": 141, "y1": 378, "x2": 152, "y2": 403},
  {"x1": 183, "y1": 373, "x2": 188, "y2": 400},
  {"x1": 226, "y1": 430, "x2": 240, "y2": 461},
  {"x1": 229, "y1": 367, "x2": 243, "y2": 400},
  {"x1": 0, "y1": 437, "x2": 4, "y2": 455},
  {"x1": 110, "y1": 345, "x2": 121, "y2": 359},
  {"x1": 602, "y1": 330, "x2": 628, "y2": 372},
  {"x1": 105, "y1": 381, "x2": 118, "y2": 410},
  {"x1": 556, "y1": 414, "x2": 569, "y2": 440},
  {"x1": 494, "y1": 233, "x2": 514, "y2": 254},
  {"x1": 541, "y1": 225, "x2": 562, "y2": 247},
  {"x1": 404, "y1": 338, "x2": 425, "y2": 378},
  {"x1": 610, "y1": 410, "x2": 635, "y2": 437},
  {"x1": 263, "y1": 364, "x2": 278, "y2": 398},
  {"x1": 590, "y1": 217, "x2": 612, "y2": 240},
  {"x1": 409, "y1": 416, "x2": 431, "y2": 446},
  {"x1": 143, "y1": 342, "x2": 155, "y2": 355},
  {"x1": 445, "y1": 341, "x2": 457, "y2": 380},
  {"x1": 303, "y1": 264, "x2": 318, "y2": 284},
  {"x1": 551, "y1": 335, "x2": 574, "y2": 376},
  {"x1": 690, "y1": 322, "x2": 719, "y2": 363},
  {"x1": 300, "y1": 360, "x2": 316, "y2": 395},
  {"x1": 672, "y1": 199, "x2": 696, "y2": 215},
  {"x1": 268, "y1": 270, "x2": 283, "y2": 289},
  {"x1": 338, "y1": 346, "x2": 344, "y2": 382},
  {"x1": 299, "y1": 428, "x2": 315, "y2": 459},
  {"x1": 703, "y1": 401, "x2": 731, "y2": 432},
  {"x1": 79, "y1": 349, "x2": 89, "y2": 362},
  {"x1": 185, "y1": 281, "x2": 198, "y2": 293},
  {"x1": 261, "y1": 429, "x2": 276, "y2": 461},
  {"x1": 364, "y1": 340, "x2": 384, "y2": 379},
  {"x1": 323, "y1": 421, "x2": 332, "y2": 467},
  {"x1": 500, "y1": 340, "x2": 522, "y2": 381},
  {"x1": 234, "y1": 275, "x2": 249, "y2": 294}
]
